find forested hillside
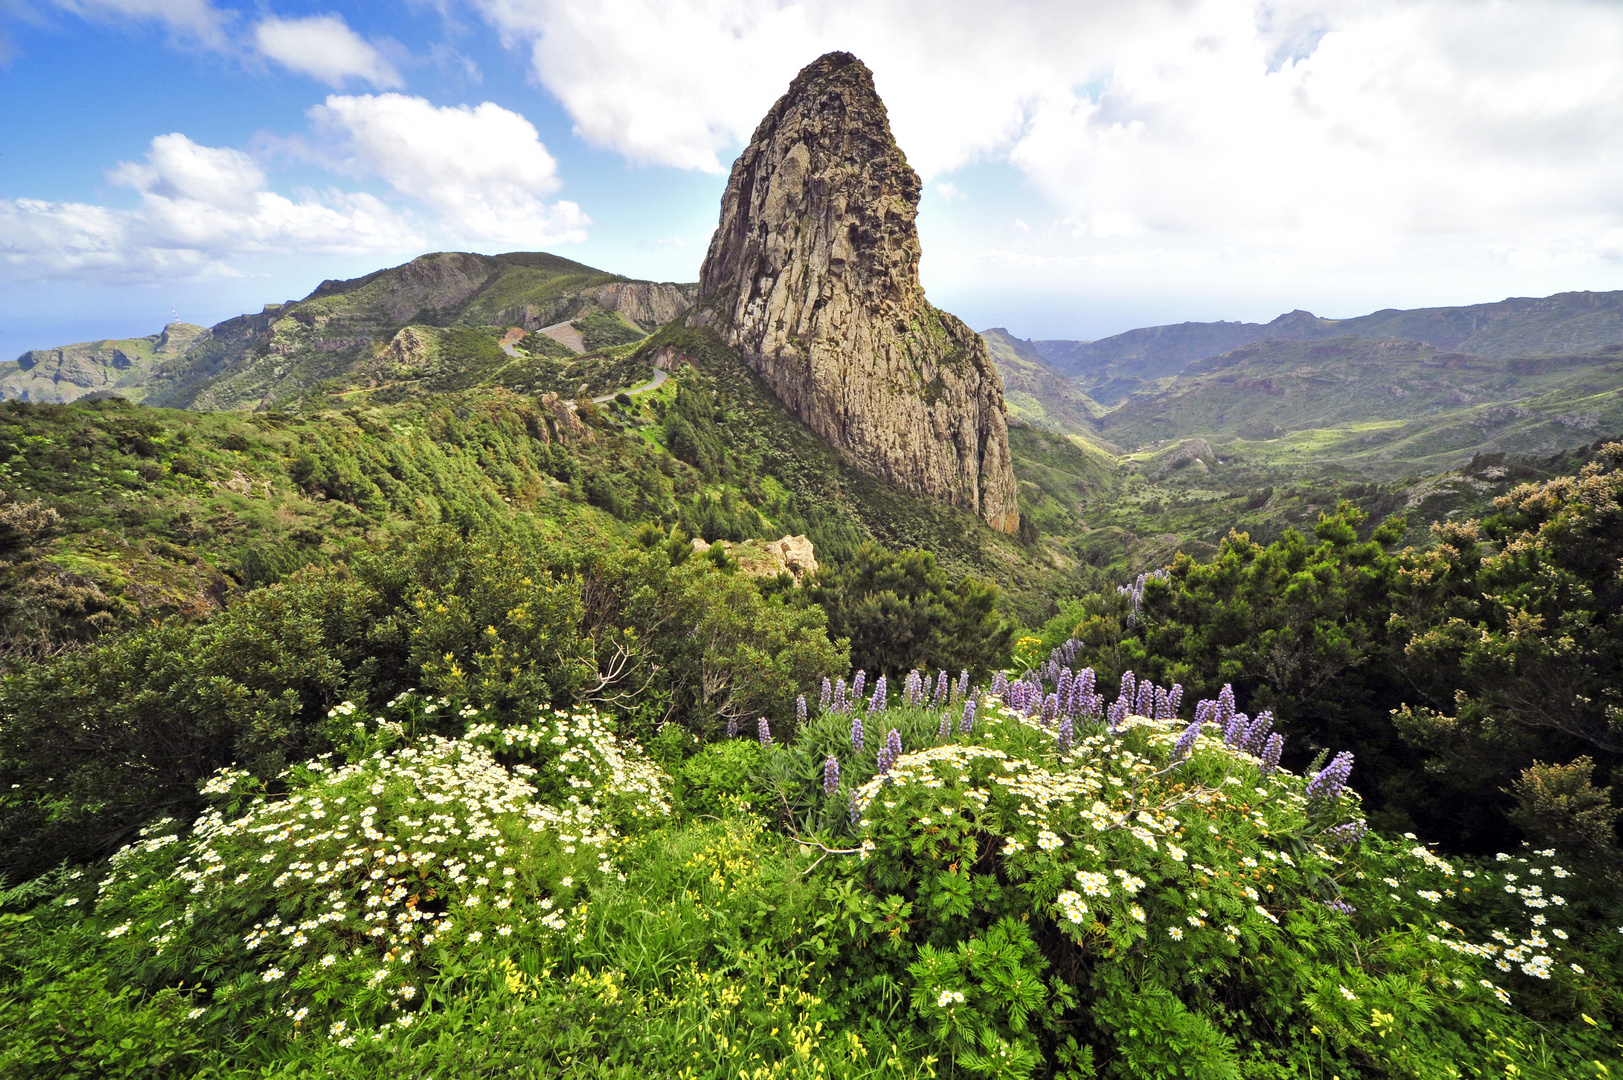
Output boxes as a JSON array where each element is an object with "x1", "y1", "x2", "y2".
[{"x1": 3, "y1": 223, "x2": 1623, "y2": 1076}]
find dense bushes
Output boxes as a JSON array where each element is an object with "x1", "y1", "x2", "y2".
[
  {"x1": 1044, "y1": 443, "x2": 1623, "y2": 858},
  {"x1": 6, "y1": 661, "x2": 1620, "y2": 1077},
  {"x1": 810, "y1": 543, "x2": 1014, "y2": 682},
  {"x1": 0, "y1": 528, "x2": 843, "y2": 879}
]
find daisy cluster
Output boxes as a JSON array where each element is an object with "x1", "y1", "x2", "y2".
[
  {"x1": 849, "y1": 697, "x2": 1337, "y2": 957},
  {"x1": 1375, "y1": 842, "x2": 1596, "y2": 1005},
  {"x1": 465, "y1": 705, "x2": 671, "y2": 825},
  {"x1": 92, "y1": 703, "x2": 670, "y2": 1039}
]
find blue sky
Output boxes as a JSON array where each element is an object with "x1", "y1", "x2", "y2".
[{"x1": 5, "y1": 0, "x2": 1623, "y2": 355}]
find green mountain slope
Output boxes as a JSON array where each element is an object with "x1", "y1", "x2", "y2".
[
  {"x1": 0, "y1": 252, "x2": 699, "y2": 412},
  {"x1": 0, "y1": 323, "x2": 207, "y2": 404},
  {"x1": 1096, "y1": 335, "x2": 1623, "y2": 473},
  {"x1": 979, "y1": 327, "x2": 1105, "y2": 433}
]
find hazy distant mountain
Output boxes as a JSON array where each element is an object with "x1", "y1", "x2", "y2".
[
  {"x1": 1027, "y1": 290, "x2": 1623, "y2": 403},
  {"x1": 1097, "y1": 334, "x2": 1623, "y2": 472}
]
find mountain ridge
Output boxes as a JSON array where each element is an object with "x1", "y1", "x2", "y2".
[{"x1": 1013, "y1": 289, "x2": 1623, "y2": 404}]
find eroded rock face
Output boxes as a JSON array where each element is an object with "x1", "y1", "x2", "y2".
[{"x1": 691, "y1": 52, "x2": 1018, "y2": 532}]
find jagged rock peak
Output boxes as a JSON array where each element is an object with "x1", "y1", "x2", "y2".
[{"x1": 691, "y1": 51, "x2": 1019, "y2": 533}]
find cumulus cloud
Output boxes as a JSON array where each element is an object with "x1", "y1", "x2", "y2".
[
  {"x1": 254, "y1": 13, "x2": 403, "y2": 88},
  {"x1": 307, "y1": 93, "x2": 588, "y2": 245},
  {"x1": 0, "y1": 91, "x2": 589, "y2": 282},
  {"x1": 0, "y1": 133, "x2": 419, "y2": 282},
  {"x1": 475, "y1": 0, "x2": 1623, "y2": 300},
  {"x1": 49, "y1": 0, "x2": 230, "y2": 47}
]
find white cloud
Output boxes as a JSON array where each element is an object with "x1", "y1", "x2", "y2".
[
  {"x1": 475, "y1": 0, "x2": 1623, "y2": 306},
  {"x1": 0, "y1": 91, "x2": 591, "y2": 283},
  {"x1": 50, "y1": 0, "x2": 230, "y2": 47},
  {"x1": 0, "y1": 133, "x2": 418, "y2": 282},
  {"x1": 254, "y1": 13, "x2": 403, "y2": 89},
  {"x1": 307, "y1": 93, "x2": 589, "y2": 245}
]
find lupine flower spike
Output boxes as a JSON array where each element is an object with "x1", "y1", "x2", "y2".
[
  {"x1": 869, "y1": 675, "x2": 888, "y2": 713},
  {"x1": 756, "y1": 717, "x2": 772, "y2": 746},
  {"x1": 796, "y1": 695, "x2": 808, "y2": 726},
  {"x1": 1306, "y1": 751, "x2": 1354, "y2": 804},
  {"x1": 960, "y1": 698, "x2": 976, "y2": 734},
  {"x1": 823, "y1": 755, "x2": 840, "y2": 794},
  {"x1": 1260, "y1": 733, "x2": 1284, "y2": 775},
  {"x1": 1171, "y1": 718, "x2": 1202, "y2": 762},
  {"x1": 937, "y1": 711, "x2": 952, "y2": 739},
  {"x1": 727, "y1": 717, "x2": 738, "y2": 737},
  {"x1": 819, "y1": 677, "x2": 832, "y2": 711},
  {"x1": 850, "y1": 713, "x2": 864, "y2": 751},
  {"x1": 851, "y1": 670, "x2": 866, "y2": 700}
]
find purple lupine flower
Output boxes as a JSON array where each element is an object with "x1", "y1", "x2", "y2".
[
  {"x1": 1043, "y1": 693, "x2": 1059, "y2": 725},
  {"x1": 1167, "y1": 684, "x2": 1183, "y2": 715},
  {"x1": 849, "y1": 791, "x2": 860, "y2": 824},
  {"x1": 1195, "y1": 699, "x2": 1214, "y2": 726},
  {"x1": 757, "y1": 717, "x2": 772, "y2": 746},
  {"x1": 1244, "y1": 711, "x2": 1273, "y2": 755},
  {"x1": 852, "y1": 670, "x2": 867, "y2": 700},
  {"x1": 1135, "y1": 680, "x2": 1154, "y2": 717},
  {"x1": 1306, "y1": 751, "x2": 1354, "y2": 803},
  {"x1": 869, "y1": 675, "x2": 888, "y2": 713},
  {"x1": 933, "y1": 669, "x2": 948, "y2": 706},
  {"x1": 1057, "y1": 714, "x2": 1074, "y2": 754},
  {"x1": 1321, "y1": 898, "x2": 1357, "y2": 916},
  {"x1": 904, "y1": 669, "x2": 922, "y2": 706},
  {"x1": 1119, "y1": 670, "x2": 1137, "y2": 711},
  {"x1": 991, "y1": 671, "x2": 1007, "y2": 698},
  {"x1": 1107, "y1": 697, "x2": 1128, "y2": 730},
  {"x1": 1171, "y1": 718, "x2": 1201, "y2": 762},
  {"x1": 1215, "y1": 683, "x2": 1235, "y2": 726},
  {"x1": 727, "y1": 717, "x2": 738, "y2": 737},
  {"x1": 833, "y1": 677, "x2": 848, "y2": 714},
  {"x1": 823, "y1": 755, "x2": 840, "y2": 794},
  {"x1": 960, "y1": 698, "x2": 976, "y2": 734},
  {"x1": 819, "y1": 677, "x2": 832, "y2": 711},
  {"x1": 1260, "y1": 733, "x2": 1284, "y2": 775},
  {"x1": 1077, "y1": 667, "x2": 1096, "y2": 699},
  {"x1": 1057, "y1": 667, "x2": 1073, "y2": 700},
  {"x1": 957, "y1": 670, "x2": 970, "y2": 700},
  {"x1": 1224, "y1": 711, "x2": 1249, "y2": 746},
  {"x1": 850, "y1": 713, "x2": 865, "y2": 751},
  {"x1": 877, "y1": 731, "x2": 901, "y2": 775},
  {"x1": 1321, "y1": 819, "x2": 1367, "y2": 847},
  {"x1": 797, "y1": 695, "x2": 808, "y2": 726},
  {"x1": 937, "y1": 711, "x2": 952, "y2": 739},
  {"x1": 1063, "y1": 638, "x2": 1080, "y2": 665}
]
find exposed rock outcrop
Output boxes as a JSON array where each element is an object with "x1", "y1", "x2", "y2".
[
  {"x1": 689, "y1": 52, "x2": 1019, "y2": 532},
  {"x1": 690, "y1": 534, "x2": 819, "y2": 582}
]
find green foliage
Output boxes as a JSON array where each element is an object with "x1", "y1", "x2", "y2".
[
  {"x1": 0, "y1": 529, "x2": 843, "y2": 879},
  {"x1": 572, "y1": 309, "x2": 647, "y2": 352},
  {"x1": 810, "y1": 543, "x2": 1014, "y2": 682}
]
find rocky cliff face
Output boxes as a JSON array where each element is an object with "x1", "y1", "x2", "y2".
[{"x1": 690, "y1": 52, "x2": 1019, "y2": 533}]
